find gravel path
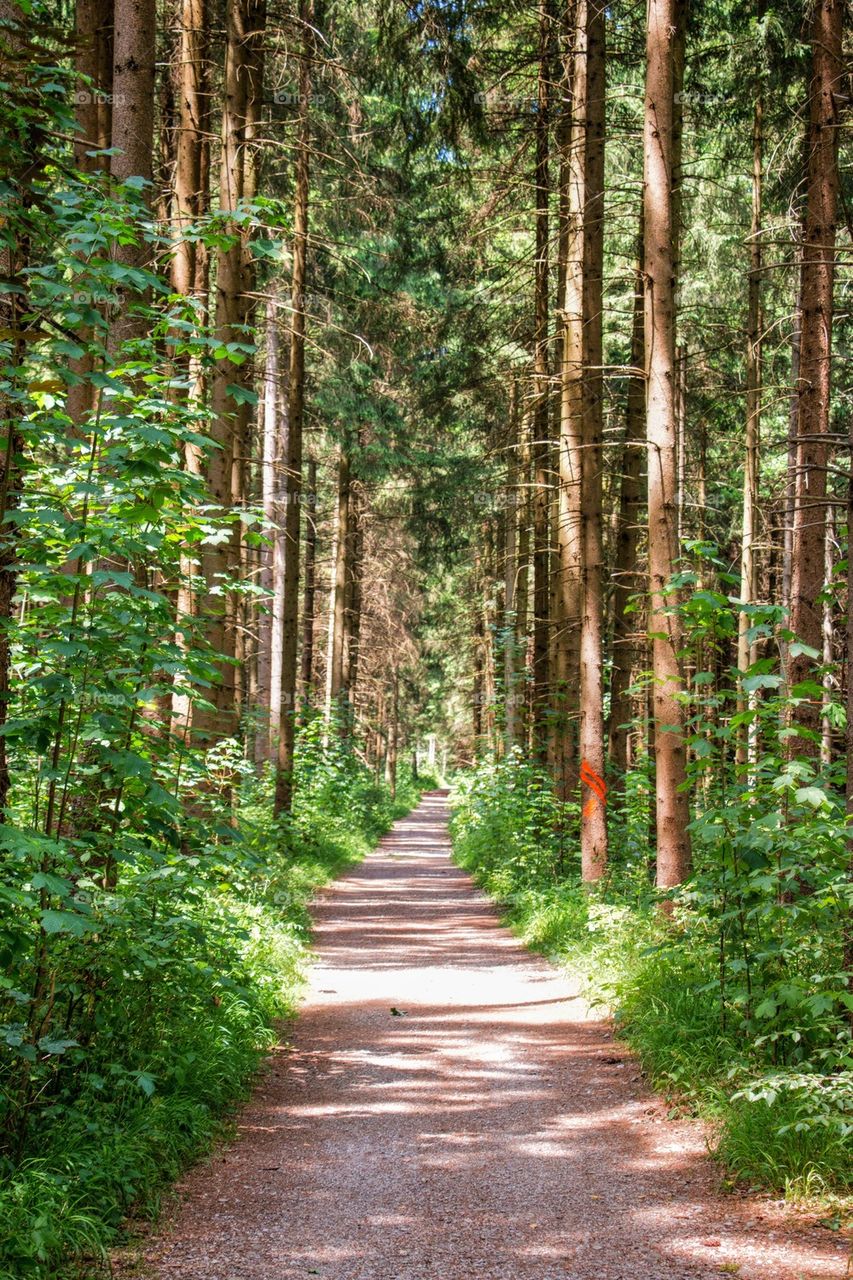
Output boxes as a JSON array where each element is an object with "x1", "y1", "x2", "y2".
[{"x1": 132, "y1": 792, "x2": 849, "y2": 1280}]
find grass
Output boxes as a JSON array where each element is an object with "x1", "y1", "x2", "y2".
[
  {"x1": 449, "y1": 793, "x2": 853, "y2": 1210},
  {"x1": 0, "y1": 769, "x2": 427, "y2": 1280}
]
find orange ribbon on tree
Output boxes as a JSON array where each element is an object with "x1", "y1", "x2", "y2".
[{"x1": 580, "y1": 759, "x2": 607, "y2": 819}]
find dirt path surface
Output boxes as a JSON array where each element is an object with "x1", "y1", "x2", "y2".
[{"x1": 135, "y1": 793, "x2": 848, "y2": 1280}]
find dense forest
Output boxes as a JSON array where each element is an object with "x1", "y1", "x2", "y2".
[{"x1": 0, "y1": 0, "x2": 850, "y2": 1273}]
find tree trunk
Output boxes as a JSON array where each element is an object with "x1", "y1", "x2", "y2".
[
  {"x1": 343, "y1": 473, "x2": 364, "y2": 712},
  {"x1": 820, "y1": 503, "x2": 835, "y2": 768},
  {"x1": 255, "y1": 290, "x2": 282, "y2": 761},
  {"x1": 788, "y1": 0, "x2": 843, "y2": 749},
  {"x1": 192, "y1": 0, "x2": 253, "y2": 744},
  {"x1": 325, "y1": 449, "x2": 350, "y2": 728},
  {"x1": 608, "y1": 220, "x2": 645, "y2": 779},
  {"x1": 516, "y1": 401, "x2": 532, "y2": 749},
  {"x1": 385, "y1": 671, "x2": 399, "y2": 799},
  {"x1": 579, "y1": 0, "x2": 607, "y2": 880},
  {"x1": 109, "y1": 0, "x2": 155, "y2": 347},
  {"x1": 644, "y1": 0, "x2": 691, "y2": 891},
  {"x1": 555, "y1": 0, "x2": 585, "y2": 799},
  {"x1": 736, "y1": 90, "x2": 763, "y2": 771},
  {"x1": 67, "y1": 0, "x2": 112, "y2": 428},
  {"x1": 504, "y1": 396, "x2": 519, "y2": 751},
  {"x1": 299, "y1": 456, "x2": 317, "y2": 718},
  {"x1": 274, "y1": 0, "x2": 312, "y2": 814},
  {"x1": 531, "y1": 0, "x2": 551, "y2": 759}
]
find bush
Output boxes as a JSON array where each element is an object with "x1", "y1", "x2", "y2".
[{"x1": 450, "y1": 754, "x2": 853, "y2": 1199}]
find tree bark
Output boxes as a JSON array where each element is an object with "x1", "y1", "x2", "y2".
[
  {"x1": 578, "y1": 0, "x2": 607, "y2": 880},
  {"x1": 555, "y1": 0, "x2": 585, "y2": 799},
  {"x1": 531, "y1": 0, "x2": 551, "y2": 759},
  {"x1": 274, "y1": 0, "x2": 312, "y2": 813},
  {"x1": 608, "y1": 221, "x2": 645, "y2": 779},
  {"x1": 299, "y1": 456, "x2": 317, "y2": 717},
  {"x1": 736, "y1": 89, "x2": 763, "y2": 771},
  {"x1": 788, "y1": 0, "x2": 843, "y2": 749},
  {"x1": 644, "y1": 0, "x2": 691, "y2": 890},
  {"x1": 325, "y1": 448, "x2": 350, "y2": 726}
]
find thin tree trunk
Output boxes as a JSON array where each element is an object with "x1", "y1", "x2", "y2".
[
  {"x1": 385, "y1": 671, "x2": 399, "y2": 799},
  {"x1": 67, "y1": 0, "x2": 112, "y2": 428},
  {"x1": 736, "y1": 90, "x2": 763, "y2": 771},
  {"x1": 274, "y1": 0, "x2": 312, "y2": 814},
  {"x1": 555, "y1": 0, "x2": 585, "y2": 798},
  {"x1": 324, "y1": 449, "x2": 350, "y2": 728},
  {"x1": 299, "y1": 457, "x2": 317, "y2": 717},
  {"x1": 644, "y1": 0, "x2": 691, "y2": 891},
  {"x1": 531, "y1": 0, "x2": 551, "y2": 759},
  {"x1": 788, "y1": 0, "x2": 843, "y2": 748},
  {"x1": 193, "y1": 0, "x2": 252, "y2": 744},
  {"x1": 504, "y1": 399, "x2": 519, "y2": 751},
  {"x1": 255, "y1": 291, "x2": 280, "y2": 761},
  {"x1": 820, "y1": 503, "x2": 835, "y2": 767},
  {"x1": 608, "y1": 220, "x2": 644, "y2": 779},
  {"x1": 579, "y1": 0, "x2": 607, "y2": 880},
  {"x1": 516, "y1": 402, "x2": 532, "y2": 749}
]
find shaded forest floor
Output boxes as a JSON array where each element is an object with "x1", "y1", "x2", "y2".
[{"x1": 117, "y1": 793, "x2": 849, "y2": 1280}]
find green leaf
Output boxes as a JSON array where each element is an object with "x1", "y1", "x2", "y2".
[{"x1": 41, "y1": 909, "x2": 96, "y2": 937}]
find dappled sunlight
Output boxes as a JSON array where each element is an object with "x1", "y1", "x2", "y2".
[{"x1": 144, "y1": 795, "x2": 849, "y2": 1280}]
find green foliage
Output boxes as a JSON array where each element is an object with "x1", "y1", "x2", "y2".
[
  {"x1": 451, "y1": 717, "x2": 853, "y2": 1199},
  {"x1": 0, "y1": 739, "x2": 415, "y2": 1280}
]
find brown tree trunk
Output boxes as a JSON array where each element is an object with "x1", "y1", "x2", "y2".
[
  {"x1": 343, "y1": 473, "x2": 364, "y2": 714},
  {"x1": 193, "y1": 0, "x2": 249, "y2": 744},
  {"x1": 516, "y1": 402, "x2": 532, "y2": 749},
  {"x1": 736, "y1": 90, "x2": 763, "y2": 771},
  {"x1": 608, "y1": 222, "x2": 645, "y2": 779},
  {"x1": 274, "y1": 0, "x2": 312, "y2": 813},
  {"x1": 555, "y1": 0, "x2": 585, "y2": 799},
  {"x1": 325, "y1": 449, "x2": 350, "y2": 726},
  {"x1": 385, "y1": 671, "x2": 399, "y2": 799},
  {"x1": 67, "y1": 0, "x2": 112, "y2": 428},
  {"x1": 299, "y1": 456, "x2": 317, "y2": 718},
  {"x1": 109, "y1": 0, "x2": 155, "y2": 347},
  {"x1": 788, "y1": 0, "x2": 843, "y2": 748},
  {"x1": 531, "y1": 0, "x2": 551, "y2": 759},
  {"x1": 504, "y1": 397, "x2": 519, "y2": 751},
  {"x1": 579, "y1": 0, "x2": 607, "y2": 880},
  {"x1": 255, "y1": 290, "x2": 281, "y2": 761},
  {"x1": 644, "y1": 0, "x2": 691, "y2": 890}
]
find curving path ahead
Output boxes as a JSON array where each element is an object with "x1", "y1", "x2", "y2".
[{"x1": 134, "y1": 792, "x2": 848, "y2": 1280}]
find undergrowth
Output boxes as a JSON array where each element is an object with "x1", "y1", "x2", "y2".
[
  {"x1": 450, "y1": 753, "x2": 853, "y2": 1206},
  {"x1": 0, "y1": 736, "x2": 427, "y2": 1280}
]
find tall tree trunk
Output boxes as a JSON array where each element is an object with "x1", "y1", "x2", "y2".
[
  {"x1": 299, "y1": 456, "x2": 317, "y2": 717},
  {"x1": 736, "y1": 89, "x2": 763, "y2": 771},
  {"x1": 555, "y1": 0, "x2": 585, "y2": 798},
  {"x1": 531, "y1": 0, "x2": 551, "y2": 758},
  {"x1": 68, "y1": 0, "x2": 112, "y2": 428},
  {"x1": 504, "y1": 396, "x2": 519, "y2": 751},
  {"x1": 788, "y1": 0, "x2": 843, "y2": 749},
  {"x1": 343, "y1": 474, "x2": 364, "y2": 712},
  {"x1": 109, "y1": 0, "x2": 155, "y2": 348},
  {"x1": 0, "y1": 2, "x2": 34, "y2": 815},
  {"x1": 255, "y1": 291, "x2": 281, "y2": 761},
  {"x1": 579, "y1": 0, "x2": 607, "y2": 880},
  {"x1": 274, "y1": 0, "x2": 312, "y2": 814},
  {"x1": 608, "y1": 223, "x2": 645, "y2": 779},
  {"x1": 840, "y1": 409, "x2": 845, "y2": 1018},
  {"x1": 192, "y1": 0, "x2": 251, "y2": 744},
  {"x1": 820, "y1": 502, "x2": 835, "y2": 768},
  {"x1": 385, "y1": 671, "x2": 399, "y2": 799},
  {"x1": 325, "y1": 449, "x2": 350, "y2": 727},
  {"x1": 644, "y1": 0, "x2": 691, "y2": 890},
  {"x1": 516, "y1": 401, "x2": 532, "y2": 749}
]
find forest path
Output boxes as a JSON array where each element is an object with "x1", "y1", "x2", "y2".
[{"x1": 134, "y1": 792, "x2": 847, "y2": 1280}]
